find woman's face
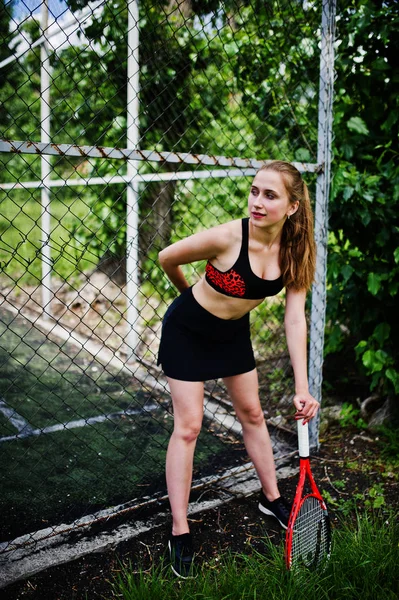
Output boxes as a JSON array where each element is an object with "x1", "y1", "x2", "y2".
[{"x1": 248, "y1": 169, "x2": 298, "y2": 229}]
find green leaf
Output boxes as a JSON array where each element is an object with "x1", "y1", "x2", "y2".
[
  {"x1": 367, "y1": 272, "x2": 381, "y2": 295},
  {"x1": 295, "y1": 147, "x2": 311, "y2": 162},
  {"x1": 347, "y1": 116, "x2": 369, "y2": 135},
  {"x1": 362, "y1": 192, "x2": 374, "y2": 202},
  {"x1": 341, "y1": 264, "x2": 354, "y2": 283},
  {"x1": 355, "y1": 340, "x2": 367, "y2": 356},
  {"x1": 389, "y1": 280, "x2": 399, "y2": 296},
  {"x1": 362, "y1": 349, "x2": 388, "y2": 374},
  {"x1": 373, "y1": 496, "x2": 385, "y2": 509},
  {"x1": 373, "y1": 322, "x2": 390, "y2": 345},
  {"x1": 340, "y1": 143, "x2": 354, "y2": 159},
  {"x1": 386, "y1": 369, "x2": 399, "y2": 394},
  {"x1": 343, "y1": 186, "x2": 354, "y2": 201},
  {"x1": 362, "y1": 350, "x2": 373, "y2": 370},
  {"x1": 394, "y1": 248, "x2": 399, "y2": 264},
  {"x1": 357, "y1": 207, "x2": 371, "y2": 226}
]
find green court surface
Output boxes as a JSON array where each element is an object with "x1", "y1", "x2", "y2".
[{"x1": 0, "y1": 308, "x2": 239, "y2": 542}]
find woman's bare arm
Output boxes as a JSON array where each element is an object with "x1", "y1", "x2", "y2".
[
  {"x1": 158, "y1": 221, "x2": 237, "y2": 292},
  {"x1": 284, "y1": 287, "x2": 319, "y2": 422}
]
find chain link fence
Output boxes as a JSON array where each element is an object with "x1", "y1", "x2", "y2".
[{"x1": 0, "y1": 0, "x2": 336, "y2": 578}]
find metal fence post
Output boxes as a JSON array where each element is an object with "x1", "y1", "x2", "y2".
[
  {"x1": 126, "y1": 0, "x2": 140, "y2": 360},
  {"x1": 308, "y1": 0, "x2": 336, "y2": 449},
  {"x1": 41, "y1": 0, "x2": 52, "y2": 319}
]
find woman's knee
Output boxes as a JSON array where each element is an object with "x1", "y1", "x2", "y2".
[
  {"x1": 238, "y1": 405, "x2": 265, "y2": 428},
  {"x1": 173, "y1": 421, "x2": 202, "y2": 444}
]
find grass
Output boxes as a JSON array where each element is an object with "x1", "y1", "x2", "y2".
[
  {"x1": 111, "y1": 511, "x2": 399, "y2": 600},
  {"x1": 0, "y1": 188, "x2": 97, "y2": 285}
]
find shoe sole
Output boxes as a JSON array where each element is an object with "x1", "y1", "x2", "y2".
[
  {"x1": 258, "y1": 503, "x2": 288, "y2": 530},
  {"x1": 168, "y1": 540, "x2": 195, "y2": 579}
]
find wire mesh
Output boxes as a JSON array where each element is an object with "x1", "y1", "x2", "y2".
[
  {"x1": 290, "y1": 495, "x2": 331, "y2": 570},
  {"x1": 0, "y1": 0, "x2": 335, "y2": 572}
]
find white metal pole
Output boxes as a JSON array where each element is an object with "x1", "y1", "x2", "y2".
[
  {"x1": 308, "y1": 0, "x2": 336, "y2": 449},
  {"x1": 41, "y1": 0, "x2": 52, "y2": 319},
  {"x1": 126, "y1": 0, "x2": 140, "y2": 360}
]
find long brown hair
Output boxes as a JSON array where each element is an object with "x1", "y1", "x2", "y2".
[{"x1": 259, "y1": 161, "x2": 316, "y2": 291}]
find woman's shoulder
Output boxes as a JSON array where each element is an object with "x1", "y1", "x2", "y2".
[
  {"x1": 207, "y1": 218, "x2": 242, "y2": 244},
  {"x1": 178, "y1": 219, "x2": 242, "y2": 260}
]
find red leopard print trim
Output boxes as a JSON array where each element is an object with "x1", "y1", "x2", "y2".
[{"x1": 205, "y1": 263, "x2": 246, "y2": 297}]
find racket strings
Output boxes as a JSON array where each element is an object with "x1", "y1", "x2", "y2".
[{"x1": 291, "y1": 496, "x2": 330, "y2": 569}]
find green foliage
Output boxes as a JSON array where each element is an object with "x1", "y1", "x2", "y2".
[
  {"x1": 366, "y1": 483, "x2": 385, "y2": 509},
  {"x1": 338, "y1": 402, "x2": 367, "y2": 429},
  {"x1": 0, "y1": 1, "x2": 21, "y2": 130},
  {"x1": 267, "y1": 367, "x2": 288, "y2": 396},
  {"x1": 326, "y1": 0, "x2": 399, "y2": 397},
  {"x1": 229, "y1": 2, "x2": 320, "y2": 161}
]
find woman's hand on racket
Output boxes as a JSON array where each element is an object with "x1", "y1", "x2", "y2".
[{"x1": 293, "y1": 392, "x2": 320, "y2": 424}]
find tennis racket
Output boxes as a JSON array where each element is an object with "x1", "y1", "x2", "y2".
[{"x1": 285, "y1": 418, "x2": 331, "y2": 570}]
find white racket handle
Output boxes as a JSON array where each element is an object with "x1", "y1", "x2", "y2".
[{"x1": 297, "y1": 418, "x2": 310, "y2": 457}]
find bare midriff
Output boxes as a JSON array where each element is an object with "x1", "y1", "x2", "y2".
[{"x1": 192, "y1": 277, "x2": 264, "y2": 321}]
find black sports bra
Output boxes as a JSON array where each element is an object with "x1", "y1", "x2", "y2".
[{"x1": 205, "y1": 218, "x2": 284, "y2": 300}]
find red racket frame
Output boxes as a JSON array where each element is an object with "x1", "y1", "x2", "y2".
[
  {"x1": 285, "y1": 417, "x2": 331, "y2": 569},
  {"x1": 285, "y1": 455, "x2": 328, "y2": 569}
]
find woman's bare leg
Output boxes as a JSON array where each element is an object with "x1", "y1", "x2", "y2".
[
  {"x1": 223, "y1": 369, "x2": 280, "y2": 501},
  {"x1": 166, "y1": 377, "x2": 204, "y2": 535}
]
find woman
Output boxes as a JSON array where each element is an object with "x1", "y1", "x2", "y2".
[{"x1": 158, "y1": 160, "x2": 320, "y2": 578}]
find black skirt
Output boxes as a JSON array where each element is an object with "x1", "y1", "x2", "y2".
[{"x1": 157, "y1": 287, "x2": 256, "y2": 381}]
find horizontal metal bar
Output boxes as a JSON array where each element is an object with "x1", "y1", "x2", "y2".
[
  {"x1": 0, "y1": 139, "x2": 322, "y2": 173},
  {"x1": 0, "y1": 168, "x2": 267, "y2": 191},
  {"x1": 139, "y1": 168, "x2": 260, "y2": 181}
]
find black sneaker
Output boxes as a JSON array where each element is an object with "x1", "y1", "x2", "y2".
[
  {"x1": 168, "y1": 533, "x2": 195, "y2": 579},
  {"x1": 258, "y1": 491, "x2": 291, "y2": 529}
]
